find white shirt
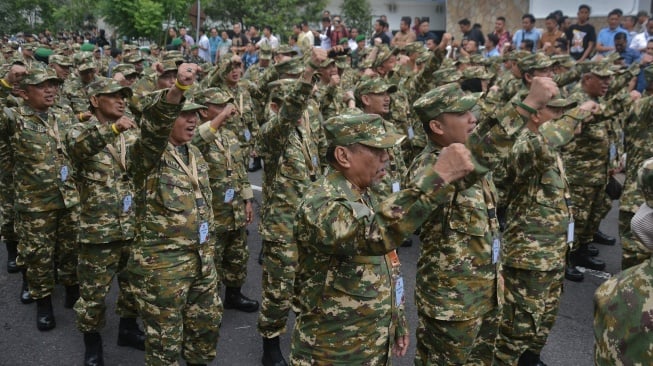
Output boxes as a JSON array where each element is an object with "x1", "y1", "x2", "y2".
[
  {"x1": 198, "y1": 34, "x2": 210, "y2": 62},
  {"x1": 631, "y1": 32, "x2": 653, "y2": 51},
  {"x1": 256, "y1": 35, "x2": 280, "y2": 49}
]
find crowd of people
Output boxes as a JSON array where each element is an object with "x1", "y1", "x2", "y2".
[{"x1": 1, "y1": 3, "x2": 653, "y2": 366}]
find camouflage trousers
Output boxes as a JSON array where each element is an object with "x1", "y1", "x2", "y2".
[
  {"x1": 130, "y1": 252, "x2": 222, "y2": 366},
  {"x1": 495, "y1": 267, "x2": 564, "y2": 365},
  {"x1": 569, "y1": 184, "x2": 610, "y2": 246},
  {"x1": 415, "y1": 306, "x2": 501, "y2": 365},
  {"x1": 74, "y1": 241, "x2": 139, "y2": 333},
  {"x1": 214, "y1": 227, "x2": 248, "y2": 288},
  {"x1": 257, "y1": 239, "x2": 298, "y2": 338},
  {"x1": 16, "y1": 207, "x2": 80, "y2": 299},
  {"x1": 619, "y1": 210, "x2": 651, "y2": 270},
  {"x1": 0, "y1": 176, "x2": 18, "y2": 242}
]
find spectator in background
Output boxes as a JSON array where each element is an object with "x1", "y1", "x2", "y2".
[
  {"x1": 596, "y1": 9, "x2": 628, "y2": 56},
  {"x1": 249, "y1": 25, "x2": 261, "y2": 45},
  {"x1": 209, "y1": 27, "x2": 221, "y2": 65},
  {"x1": 380, "y1": 15, "x2": 394, "y2": 43},
  {"x1": 298, "y1": 20, "x2": 315, "y2": 50},
  {"x1": 179, "y1": 26, "x2": 194, "y2": 55},
  {"x1": 614, "y1": 32, "x2": 640, "y2": 65},
  {"x1": 540, "y1": 13, "x2": 566, "y2": 55},
  {"x1": 289, "y1": 34, "x2": 302, "y2": 56},
  {"x1": 559, "y1": 16, "x2": 572, "y2": 34},
  {"x1": 217, "y1": 30, "x2": 232, "y2": 63},
  {"x1": 315, "y1": 17, "x2": 333, "y2": 50},
  {"x1": 566, "y1": 4, "x2": 596, "y2": 61},
  {"x1": 458, "y1": 18, "x2": 485, "y2": 48},
  {"x1": 392, "y1": 16, "x2": 417, "y2": 47},
  {"x1": 631, "y1": 18, "x2": 653, "y2": 52},
  {"x1": 513, "y1": 13, "x2": 541, "y2": 53},
  {"x1": 348, "y1": 28, "x2": 360, "y2": 51},
  {"x1": 484, "y1": 33, "x2": 501, "y2": 58},
  {"x1": 256, "y1": 25, "x2": 280, "y2": 50},
  {"x1": 242, "y1": 43, "x2": 259, "y2": 70},
  {"x1": 417, "y1": 19, "x2": 434, "y2": 44},
  {"x1": 197, "y1": 28, "x2": 211, "y2": 63},
  {"x1": 623, "y1": 15, "x2": 638, "y2": 41},
  {"x1": 371, "y1": 19, "x2": 391, "y2": 45},
  {"x1": 636, "y1": 10, "x2": 650, "y2": 33},
  {"x1": 494, "y1": 16, "x2": 511, "y2": 50},
  {"x1": 230, "y1": 23, "x2": 249, "y2": 55},
  {"x1": 331, "y1": 15, "x2": 348, "y2": 47},
  {"x1": 413, "y1": 17, "x2": 422, "y2": 35}
]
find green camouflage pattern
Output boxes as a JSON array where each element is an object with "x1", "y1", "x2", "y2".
[{"x1": 323, "y1": 113, "x2": 404, "y2": 148}]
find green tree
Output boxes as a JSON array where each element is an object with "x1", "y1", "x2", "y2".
[
  {"x1": 99, "y1": 0, "x2": 188, "y2": 41},
  {"x1": 203, "y1": 0, "x2": 327, "y2": 41},
  {"x1": 51, "y1": 0, "x2": 100, "y2": 32},
  {"x1": 340, "y1": 0, "x2": 372, "y2": 36}
]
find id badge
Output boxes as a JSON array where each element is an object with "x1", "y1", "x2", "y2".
[
  {"x1": 392, "y1": 181, "x2": 400, "y2": 193},
  {"x1": 407, "y1": 126, "x2": 415, "y2": 140},
  {"x1": 60, "y1": 165, "x2": 69, "y2": 182},
  {"x1": 312, "y1": 156, "x2": 318, "y2": 168},
  {"x1": 244, "y1": 128, "x2": 252, "y2": 142},
  {"x1": 224, "y1": 188, "x2": 235, "y2": 203},
  {"x1": 395, "y1": 276, "x2": 405, "y2": 307},
  {"x1": 609, "y1": 143, "x2": 616, "y2": 161},
  {"x1": 122, "y1": 194, "x2": 132, "y2": 213},
  {"x1": 199, "y1": 221, "x2": 209, "y2": 244},
  {"x1": 492, "y1": 237, "x2": 501, "y2": 264},
  {"x1": 567, "y1": 220, "x2": 575, "y2": 247}
]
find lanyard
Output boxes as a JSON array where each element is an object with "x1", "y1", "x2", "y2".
[
  {"x1": 106, "y1": 133, "x2": 127, "y2": 172},
  {"x1": 40, "y1": 112, "x2": 64, "y2": 153},
  {"x1": 213, "y1": 130, "x2": 232, "y2": 174},
  {"x1": 480, "y1": 177, "x2": 499, "y2": 236},
  {"x1": 168, "y1": 145, "x2": 205, "y2": 206},
  {"x1": 555, "y1": 154, "x2": 574, "y2": 220}
]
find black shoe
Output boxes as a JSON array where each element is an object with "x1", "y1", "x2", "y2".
[
  {"x1": 262, "y1": 336, "x2": 288, "y2": 366},
  {"x1": 36, "y1": 296, "x2": 56, "y2": 331},
  {"x1": 564, "y1": 266, "x2": 584, "y2": 282},
  {"x1": 248, "y1": 157, "x2": 262, "y2": 172},
  {"x1": 573, "y1": 253, "x2": 606, "y2": 271},
  {"x1": 225, "y1": 287, "x2": 259, "y2": 313},
  {"x1": 518, "y1": 350, "x2": 547, "y2": 366},
  {"x1": 117, "y1": 317, "x2": 146, "y2": 351},
  {"x1": 64, "y1": 284, "x2": 80, "y2": 309},
  {"x1": 594, "y1": 231, "x2": 616, "y2": 246},
  {"x1": 401, "y1": 238, "x2": 413, "y2": 247},
  {"x1": 6, "y1": 240, "x2": 19, "y2": 273},
  {"x1": 20, "y1": 269, "x2": 34, "y2": 304},
  {"x1": 585, "y1": 244, "x2": 599, "y2": 257},
  {"x1": 83, "y1": 332, "x2": 104, "y2": 366},
  {"x1": 258, "y1": 247, "x2": 264, "y2": 265}
]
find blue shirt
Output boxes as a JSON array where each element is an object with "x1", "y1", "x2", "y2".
[
  {"x1": 209, "y1": 36, "x2": 221, "y2": 60},
  {"x1": 597, "y1": 27, "x2": 628, "y2": 55},
  {"x1": 619, "y1": 47, "x2": 641, "y2": 66},
  {"x1": 484, "y1": 47, "x2": 500, "y2": 58},
  {"x1": 242, "y1": 52, "x2": 259, "y2": 70},
  {"x1": 512, "y1": 28, "x2": 542, "y2": 52}
]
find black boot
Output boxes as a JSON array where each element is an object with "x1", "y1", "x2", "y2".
[
  {"x1": 518, "y1": 350, "x2": 547, "y2": 366},
  {"x1": 594, "y1": 230, "x2": 616, "y2": 246},
  {"x1": 83, "y1": 332, "x2": 104, "y2": 366},
  {"x1": 36, "y1": 295, "x2": 56, "y2": 331},
  {"x1": 6, "y1": 240, "x2": 19, "y2": 273},
  {"x1": 64, "y1": 284, "x2": 80, "y2": 309},
  {"x1": 225, "y1": 287, "x2": 259, "y2": 312},
  {"x1": 20, "y1": 268, "x2": 34, "y2": 304},
  {"x1": 401, "y1": 238, "x2": 413, "y2": 247},
  {"x1": 572, "y1": 246, "x2": 606, "y2": 271},
  {"x1": 262, "y1": 336, "x2": 287, "y2": 366},
  {"x1": 564, "y1": 266, "x2": 584, "y2": 282},
  {"x1": 117, "y1": 317, "x2": 146, "y2": 350},
  {"x1": 585, "y1": 243, "x2": 599, "y2": 257},
  {"x1": 248, "y1": 157, "x2": 262, "y2": 172}
]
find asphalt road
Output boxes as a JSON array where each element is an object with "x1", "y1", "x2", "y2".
[{"x1": 0, "y1": 167, "x2": 621, "y2": 365}]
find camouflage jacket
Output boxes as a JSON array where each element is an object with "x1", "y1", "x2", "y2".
[
  {"x1": 503, "y1": 109, "x2": 590, "y2": 271},
  {"x1": 65, "y1": 117, "x2": 139, "y2": 244},
  {"x1": 61, "y1": 75, "x2": 98, "y2": 115},
  {"x1": 257, "y1": 81, "x2": 325, "y2": 243},
  {"x1": 192, "y1": 121, "x2": 254, "y2": 232},
  {"x1": 292, "y1": 164, "x2": 454, "y2": 363},
  {"x1": 127, "y1": 91, "x2": 214, "y2": 276},
  {"x1": 594, "y1": 258, "x2": 653, "y2": 365},
  {"x1": 315, "y1": 82, "x2": 346, "y2": 121},
  {"x1": 621, "y1": 96, "x2": 653, "y2": 213},
  {"x1": 0, "y1": 104, "x2": 80, "y2": 212}
]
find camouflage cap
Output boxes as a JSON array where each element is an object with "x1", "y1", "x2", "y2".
[
  {"x1": 415, "y1": 52, "x2": 431, "y2": 65},
  {"x1": 403, "y1": 42, "x2": 424, "y2": 55},
  {"x1": 112, "y1": 63, "x2": 139, "y2": 76},
  {"x1": 194, "y1": 87, "x2": 234, "y2": 106},
  {"x1": 324, "y1": 113, "x2": 405, "y2": 148},
  {"x1": 462, "y1": 66, "x2": 493, "y2": 80},
  {"x1": 103, "y1": 45, "x2": 111, "y2": 50},
  {"x1": 275, "y1": 44, "x2": 298, "y2": 56},
  {"x1": 551, "y1": 54, "x2": 575, "y2": 68},
  {"x1": 181, "y1": 101, "x2": 208, "y2": 112},
  {"x1": 268, "y1": 78, "x2": 296, "y2": 103},
  {"x1": 506, "y1": 50, "x2": 532, "y2": 61},
  {"x1": 518, "y1": 52, "x2": 554, "y2": 72},
  {"x1": 163, "y1": 50, "x2": 185, "y2": 63},
  {"x1": 86, "y1": 77, "x2": 133, "y2": 98},
  {"x1": 22, "y1": 42, "x2": 37, "y2": 51},
  {"x1": 149, "y1": 43, "x2": 160, "y2": 51},
  {"x1": 355, "y1": 78, "x2": 397, "y2": 100},
  {"x1": 373, "y1": 45, "x2": 399, "y2": 68},
  {"x1": 589, "y1": 63, "x2": 614, "y2": 77},
  {"x1": 49, "y1": 54, "x2": 73, "y2": 66},
  {"x1": 432, "y1": 67, "x2": 462, "y2": 84},
  {"x1": 317, "y1": 57, "x2": 336, "y2": 68},
  {"x1": 335, "y1": 55, "x2": 349, "y2": 69},
  {"x1": 160, "y1": 59, "x2": 179, "y2": 73},
  {"x1": 125, "y1": 53, "x2": 144, "y2": 63},
  {"x1": 638, "y1": 157, "x2": 653, "y2": 207},
  {"x1": 546, "y1": 96, "x2": 577, "y2": 108},
  {"x1": 469, "y1": 54, "x2": 486, "y2": 65},
  {"x1": 259, "y1": 44, "x2": 272, "y2": 60},
  {"x1": 413, "y1": 83, "x2": 478, "y2": 122},
  {"x1": 274, "y1": 58, "x2": 304, "y2": 76},
  {"x1": 78, "y1": 60, "x2": 96, "y2": 72},
  {"x1": 20, "y1": 67, "x2": 63, "y2": 87}
]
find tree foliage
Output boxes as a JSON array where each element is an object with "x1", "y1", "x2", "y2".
[
  {"x1": 99, "y1": 0, "x2": 188, "y2": 41},
  {"x1": 203, "y1": 0, "x2": 327, "y2": 41},
  {"x1": 340, "y1": 0, "x2": 373, "y2": 36}
]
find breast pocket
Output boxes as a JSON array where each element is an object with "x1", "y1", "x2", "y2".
[
  {"x1": 16, "y1": 122, "x2": 50, "y2": 162},
  {"x1": 331, "y1": 262, "x2": 383, "y2": 300},
  {"x1": 157, "y1": 162, "x2": 193, "y2": 213},
  {"x1": 80, "y1": 154, "x2": 113, "y2": 183},
  {"x1": 448, "y1": 190, "x2": 488, "y2": 237},
  {"x1": 534, "y1": 170, "x2": 565, "y2": 209}
]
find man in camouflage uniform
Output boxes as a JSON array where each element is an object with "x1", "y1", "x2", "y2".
[
  {"x1": 193, "y1": 88, "x2": 259, "y2": 313},
  {"x1": 0, "y1": 68, "x2": 81, "y2": 331},
  {"x1": 243, "y1": 44, "x2": 273, "y2": 172},
  {"x1": 291, "y1": 113, "x2": 475, "y2": 365},
  {"x1": 126, "y1": 64, "x2": 222, "y2": 366},
  {"x1": 256, "y1": 49, "x2": 327, "y2": 366},
  {"x1": 618, "y1": 65, "x2": 653, "y2": 269},
  {"x1": 65, "y1": 78, "x2": 146, "y2": 365},
  {"x1": 410, "y1": 78, "x2": 559, "y2": 365},
  {"x1": 495, "y1": 96, "x2": 599, "y2": 365},
  {"x1": 62, "y1": 55, "x2": 99, "y2": 121},
  {"x1": 594, "y1": 157, "x2": 653, "y2": 365},
  {"x1": 313, "y1": 57, "x2": 347, "y2": 121}
]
